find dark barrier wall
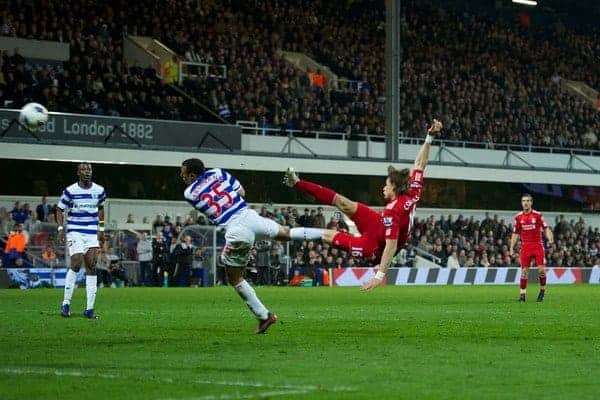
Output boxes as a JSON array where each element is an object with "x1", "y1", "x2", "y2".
[{"x1": 0, "y1": 109, "x2": 241, "y2": 150}]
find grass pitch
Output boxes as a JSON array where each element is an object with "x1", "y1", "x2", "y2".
[{"x1": 0, "y1": 285, "x2": 599, "y2": 399}]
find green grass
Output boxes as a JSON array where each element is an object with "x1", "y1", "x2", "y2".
[{"x1": 1, "y1": 285, "x2": 599, "y2": 399}]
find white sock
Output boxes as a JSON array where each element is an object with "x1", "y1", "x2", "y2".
[
  {"x1": 86, "y1": 275, "x2": 98, "y2": 310},
  {"x1": 234, "y1": 280, "x2": 269, "y2": 320},
  {"x1": 62, "y1": 269, "x2": 77, "y2": 306},
  {"x1": 290, "y1": 227, "x2": 325, "y2": 240}
]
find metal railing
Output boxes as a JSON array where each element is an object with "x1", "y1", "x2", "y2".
[
  {"x1": 236, "y1": 122, "x2": 600, "y2": 156},
  {"x1": 179, "y1": 61, "x2": 227, "y2": 84},
  {"x1": 414, "y1": 246, "x2": 442, "y2": 265}
]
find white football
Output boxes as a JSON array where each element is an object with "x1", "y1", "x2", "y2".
[{"x1": 19, "y1": 102, "x2": 49, "y2": 131}]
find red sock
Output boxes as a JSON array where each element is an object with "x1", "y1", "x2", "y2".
[
  {"x1": 295, "y1": 180, "x2": 337, "y2": 205},
  {"x1": 539, "y1": 275, "x2": 546, "y2": 287},
  {"x1": 520, "y1": 278, "x2": 528, "y2": 290}
]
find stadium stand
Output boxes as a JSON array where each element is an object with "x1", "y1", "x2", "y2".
[{"x1": 1, "y1": 0, "x2": 598, "y2": 149}]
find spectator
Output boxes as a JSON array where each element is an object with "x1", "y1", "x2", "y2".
[
  {"x1": 161, "y1": 223, "x2": 173, "y2": 248},
  {"x1": 191, "y1": 247, "x2": 207, "y2": 287},
  {"x1": 152, "y1": 214, "x2": 164, "y2": 230},
  {"x1": 137, "y1": 232, "x2": 153, "y2": 286},
  {"x1": 35, "y1": 196, "x2": 51, "y2": 222},
  {"x1": 313, "y1": 207, "x2": 326, "y2": 228},
  {"x1": 41, "y1": 244, "x2": 57, "y2": 266},
  {"x1": 446, "y1": 251, "x2": 461, "y2": 269},
  {"x1": 171, "y1": 234, "x2": 194, "y2": 287},
  {"x1": 0, "y1": 208, "x2": 10, "y2": 237},
  {"x1": 309, "y1": 69, "x2": 326, "y2": 92},
  {"x1": 109, "y1": 257, "x2": 129, "y2": 287},
  {"x1": 96, "y1": 243, "x2": 111, "y2": 288},
  {"x1": 152, "y1": 231, "x2": 169, "y2": 285},
  {"x1": 298, "y1": 208, "x2": 313, "y2": 227},
  {"x1": 4, "y1": 223, "x2": 27, "y2": 261},
  {"x1": 11, "y1": 202, "x2": 27, "y2": 224}
]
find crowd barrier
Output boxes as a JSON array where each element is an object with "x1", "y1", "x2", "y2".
[{"x1": 332, "y1": 267, "x2": 600, "y2": 286}]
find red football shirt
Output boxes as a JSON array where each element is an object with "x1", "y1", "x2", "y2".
[
  {"x1": 381, "y1": 169, "x2": 423, "y2": 245},
  {"x1": 513, "y1": 210, "x2": 548, "y2": 246}
]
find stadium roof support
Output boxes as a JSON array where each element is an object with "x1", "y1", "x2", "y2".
[{"x1": 385, "y1": 0, "x2": 401, "y2": 161}]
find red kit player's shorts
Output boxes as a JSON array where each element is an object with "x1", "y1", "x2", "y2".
[
  {"x1": 520, "y1": 245, "x2": 545, "y2": 267},
  {"x1": 331, "y1": 203, "x2": 384, "y2": 261}
]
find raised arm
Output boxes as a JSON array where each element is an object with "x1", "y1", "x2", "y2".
[{"x1": 414, "y1": 119, "x2": 443, "y2": 171}]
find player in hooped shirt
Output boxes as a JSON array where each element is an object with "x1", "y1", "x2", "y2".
[
  {"x1": 509, "y1": 194, "x2": 553, "y2": 302},
  {"x1": 57, "y1": 163, "x2": 106, "y2": 319},
  {"x1": 283, "y1": 119, "x2": 443, "y2": 290},
  {"x1": 181, "y1": 158, "x2": 292, "y2": 333}
]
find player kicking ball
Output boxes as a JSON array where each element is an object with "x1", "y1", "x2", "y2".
[
  {"x1": 181, "y1": 158, "x2": 292, "y2": 333},
  {"x1": 57, "y1": 163, "x2": 106, "y2": 319},
  {"x1": 283, "y1": 119, "x2": 443, "y2": 290},
  {"x1": 509, "y1": 194, "x2": 553, "y2": 302}
]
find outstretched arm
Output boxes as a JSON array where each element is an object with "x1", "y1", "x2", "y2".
[
  {"x1": 414, "y1": 119, "x2": 443, "y2": 171},
  {"x1": 360, "y1": 239, "x2": 398, "y2": 291}
]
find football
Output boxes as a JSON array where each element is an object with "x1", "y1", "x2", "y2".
[{"x1": 18, "y1": 102, "x2": 49, "y2": 131}]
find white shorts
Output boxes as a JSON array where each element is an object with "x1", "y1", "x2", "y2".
[
  {"x1": 221, "y1": 208, "x2": 280, "y2": 267},
  {"x1": 67, "y1": 232, "x2": 100, "y2": 256}
]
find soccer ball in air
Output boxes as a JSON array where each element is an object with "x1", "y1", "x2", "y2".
[{"x1": 19, "y1": 102, "x2": 49, "y2": 131}]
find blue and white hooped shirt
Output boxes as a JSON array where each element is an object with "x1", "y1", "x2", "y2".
[
  {"x1": 183, "y1": 168, "x2": 247, "y2": 226},
  {"x1": 57, "y1": 182, "x2": 106, "y2": 235}
]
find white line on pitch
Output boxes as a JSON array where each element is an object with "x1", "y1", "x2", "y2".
[
  {"x1": 0, "y1": 367, "x2": 353, "y2": 393},
  {"x1": 159, "y1": 389, "x2": 313, "y2": 400}
]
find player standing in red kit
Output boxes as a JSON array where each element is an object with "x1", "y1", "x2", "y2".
[
  {"x1": 283, "y1": 120, "x2": 443, "y2": 291},
  {"x1": 509, "y1": 194, "x2": 554, "y2": 302}
]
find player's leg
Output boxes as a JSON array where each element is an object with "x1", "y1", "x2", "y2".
[
  {"x1": 321, "y1": 231, "x2": 376, "y2": 260},
  {"x1": 283, "y1": 167, "x2": 359, "y2": 218},
  {"x1": 519, "y1": 251, "x2": 531, "y2": 302},
  {"x1": 535, "y1": 250, "x2": 547, "y2": 302},
  {"x1": 519, "y1": 267, "x2": 528, "y2": 302},
  {"x1": 224, "y1": 216, "x2": 277, "y2": 333},
  {"x1": 82, "y1": 245, "x2": 99, "y2": 318},
  {"x1": 61, "y1": 234, "x2": 84, "y2": 317},
  {"x1": 224, "y1": 264, "x2": 276, "y2": 333},
  {"x1": 350, "y1": 203, "x2": 384, "y2": 238}
]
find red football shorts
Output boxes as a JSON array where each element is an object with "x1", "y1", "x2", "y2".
[
  {"x1": 331, "y1": 203, "x2": 384, "y2": 261},
  {"x1": 520, "y1": 245, "x2": 545, "y2": 268}
]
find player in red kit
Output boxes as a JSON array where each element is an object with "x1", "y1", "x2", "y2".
[
  {"x1": 283, "y1": 119, "x2": 443, "y2": 291},
  {"x1": 509, "y1": 194, "x2": 554, "y2": 302}
]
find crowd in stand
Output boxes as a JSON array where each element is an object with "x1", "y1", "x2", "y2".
[
  {"x1": 2, "y1": 0, "x2": 599, "y2": 149},
  {"x1": 0, "y1": 198, "x2": 60, "y2": 268}
]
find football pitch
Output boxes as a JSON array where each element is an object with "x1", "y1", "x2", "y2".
[{"x1": 1, "y1": 285, "x2": 599, "y2": 399}]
